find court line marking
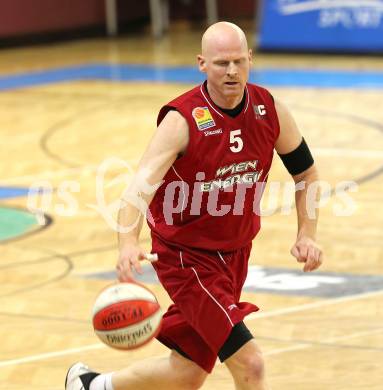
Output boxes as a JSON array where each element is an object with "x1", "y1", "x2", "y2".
[
  {"x1": 1, "y1": 147, "x2": 382, "y2": 186},
  {"x1": 313, "y1": 147, "x2": 383, "y2": 159},
  {"x1": 0, "y1": 288, "x2": 381, "y2": 369},
  {"x1": 265, "y1": 327, "x2": 383, "y2": 357},
  {"x1": 0, "y1": 343, "x2": 105, "y2": 368},
  {"x1": 0, "y1": 165, "x2": 99, "y2": 185},
  {"x1": 247, "y1": 288, "x2": 383, "y2": 321},
  {"x1": 0, "y1": 158, "x2": 137, "y2": 185}
]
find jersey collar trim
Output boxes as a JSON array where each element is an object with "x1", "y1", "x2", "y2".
[
  {"x1": 200, "y1": 83, "x2": 249, "y2": 118},
  {"x1": 199, "y1": 84, "x2": 224, "y2": 118},
  {"x1": 244, "y1": 84, "x2": 250, "y2": 113}
]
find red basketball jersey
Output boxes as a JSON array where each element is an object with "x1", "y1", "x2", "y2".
[{"x1": 148, "y1": 82, "x2": 280, "y2": 251}]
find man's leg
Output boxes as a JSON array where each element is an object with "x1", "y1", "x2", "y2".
[
  {"x1": 112, "y1": 350, "x2": 208, "y2": 390},
  {"x1": 66, "y1": 350, "x2": 207, "y2": 390},
  {"x1": 224, "y1": 339, "x2": 269, "y2": 390}
]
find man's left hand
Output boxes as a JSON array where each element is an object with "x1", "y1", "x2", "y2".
[{"x1": 290, "y1": 236, "x2": 323, "y2": 272}]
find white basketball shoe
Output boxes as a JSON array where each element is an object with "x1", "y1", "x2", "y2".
[{"x1": 65, "y1": 362, "x2": 99, "y2": 390}]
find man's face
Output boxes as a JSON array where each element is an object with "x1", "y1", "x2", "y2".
[{"x1": 198, "y1": 41, "x2": 252, "y2": 98}]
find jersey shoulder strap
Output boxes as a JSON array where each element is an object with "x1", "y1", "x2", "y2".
[{"x1": 157, "y1": 85, "x2": 202, "y2": 126}]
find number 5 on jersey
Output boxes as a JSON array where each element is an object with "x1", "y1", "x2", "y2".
[{"x1": 230, "y1": 129, "x2": 243, "y2": 153}]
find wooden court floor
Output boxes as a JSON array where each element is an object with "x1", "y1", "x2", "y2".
[{"x1": 0, "y1": 25, "x2": 382, "y2": 389}]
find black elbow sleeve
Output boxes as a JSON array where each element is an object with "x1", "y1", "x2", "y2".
[{"x1": 278, "y1": 138, "x2": 314, "y2": 175}]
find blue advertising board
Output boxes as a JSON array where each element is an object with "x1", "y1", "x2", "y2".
[{"x1": 258, "y1": 0, "x2": 383, "y2": 52}]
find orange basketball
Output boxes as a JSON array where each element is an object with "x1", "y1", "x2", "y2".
[{"x1": 92, "y1": 282, "x2": 162, "y2": 350}]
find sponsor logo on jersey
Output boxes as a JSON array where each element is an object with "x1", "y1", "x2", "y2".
[
  {"x1": 204, "y1": 128, "x2": 222, "y2": 137},
  {"x1": 201, "y1": 160, "x2": 263, "y2": 192},
  {"x1": 192, "y1": 107, "x2": 216, "y2": 130},
  {"x1": 254, "y1": 104, "x2": 266, "y2": 119}
]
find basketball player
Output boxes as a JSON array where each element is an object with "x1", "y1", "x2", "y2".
[{"x1": 66, "y1": 21, "x2": 323, "y2": 390}]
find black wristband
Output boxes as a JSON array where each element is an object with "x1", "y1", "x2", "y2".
[{"x1": 278, "y1": 137, "x2": 314, "y2": 175}]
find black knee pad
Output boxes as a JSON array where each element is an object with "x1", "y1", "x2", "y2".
[{"x1": 218, "y1": 321, "x2": 254, "y2": 362}]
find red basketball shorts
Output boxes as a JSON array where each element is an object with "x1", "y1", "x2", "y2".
[{"x1": 151, "y1": 234, "x2": 259, "y2": 373}]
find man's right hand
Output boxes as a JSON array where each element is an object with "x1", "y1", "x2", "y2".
[{"x1": 116, "y1": 243, "x2": 147, "y2": 282}]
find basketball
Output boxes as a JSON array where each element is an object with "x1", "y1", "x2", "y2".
[{"x1": 92, "y1": 282, "x2": 162, "y2": 350}]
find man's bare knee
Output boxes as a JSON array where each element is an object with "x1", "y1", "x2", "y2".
[
  {"x1": 225, "y1": 341, "x2": 265, "y2": 383},
  {"x1": 179, "y1": 365, "x2": 207, "y2": 389},
  {"x1": 242, "y1": 352, "x2": 265, "y2": 382},
  {"x1": 170, "y1": 351, "x2": 208, "y2": 389}
]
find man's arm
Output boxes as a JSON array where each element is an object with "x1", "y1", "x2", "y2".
[
  {"x1": 274, "y1": 99, "x2": 323, "y2": 272},
  {"x1": 117, "y1": 110, "x2": 189, "y2": 281}
]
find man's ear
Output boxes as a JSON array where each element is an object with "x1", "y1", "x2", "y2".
[
  {"x1": 197, "y1": 54, "x2": 206, "y2": 72},
  {"x1": 248, "y1": 49, "x2": 253, "y2": 65}
]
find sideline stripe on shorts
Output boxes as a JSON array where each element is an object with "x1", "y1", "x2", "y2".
[
  {"x1": 217, "y1": 251, "x2": 227, "y2": 265},
  {"x1": 191, "y1": 267, "x2": 234, "y2": 327},
  {"x1": 179, "y1": 251, "x2": 185, "y2": 269}
]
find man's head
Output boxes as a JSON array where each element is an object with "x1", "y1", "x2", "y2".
[{"x1": 197, "y1": 22, "x2": 252, "y2": 102}]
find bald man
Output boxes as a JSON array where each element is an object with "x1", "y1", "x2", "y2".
[{"x1": 66, "y1": 22, "x2": 323, "y2": 390}]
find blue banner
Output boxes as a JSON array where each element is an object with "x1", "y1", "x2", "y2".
[{"x1": 258, "y1": 0, "x2": 383, "y2": 52}]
